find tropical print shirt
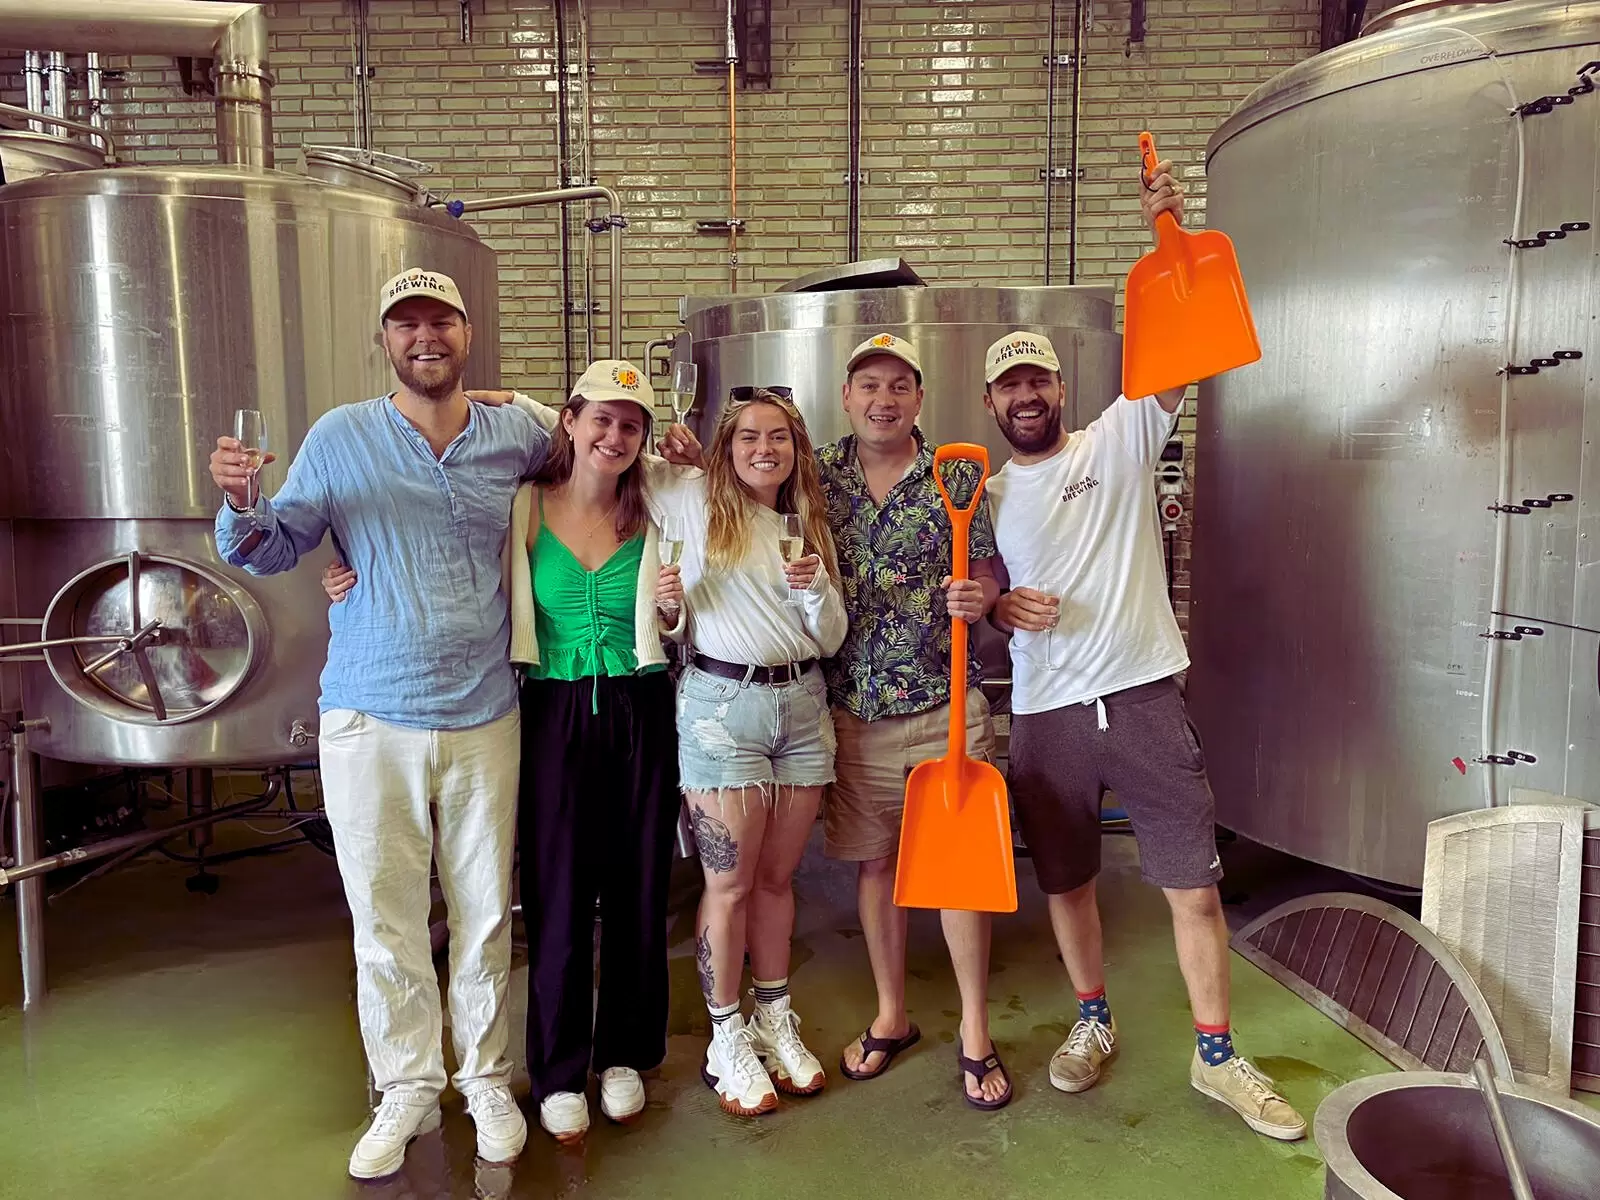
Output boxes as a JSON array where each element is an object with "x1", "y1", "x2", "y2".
[{"x1": 817, "y1": 428, "x2": 997, "y2": 721}]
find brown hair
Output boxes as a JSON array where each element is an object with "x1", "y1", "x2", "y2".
[
  {"x1": 704, "y1": 390, "x2": 839, "y2": 580},
  {"x1": 532, "y1": 395, "x2": 650, "y2": 541}
]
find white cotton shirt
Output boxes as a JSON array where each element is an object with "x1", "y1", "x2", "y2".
[
  {"x1": 987, "y1": 394, "x2": 1189, "y2": 716},
  {"x1": 647, "y1": 462, "x2": 849, "y2": 667}
]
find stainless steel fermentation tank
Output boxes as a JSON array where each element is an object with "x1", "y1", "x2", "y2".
[
  {"x1": 0, "y1": 166, "x2": 500, "y2": 765},
  {"x1": 1189, "y1": 0, "x2": 1600, "y2": 885},
  {"x1": 678, "y1": 262, "x2": 1124, "y2": 685},
  {"x1": 681, "y1": 262, "x2": 1122, "y2": 465}
]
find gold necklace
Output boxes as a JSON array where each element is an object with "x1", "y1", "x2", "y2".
[{"x1": 555, "y1": 487, "x2": 618, "y2": 541}]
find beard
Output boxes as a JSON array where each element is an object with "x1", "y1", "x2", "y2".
[
  {"x1": 997, "y1": 404, "x2": 1062, "y2": 454},
  {"x1": 390, "y1": 349, "x2": 465, "y2": 401}
]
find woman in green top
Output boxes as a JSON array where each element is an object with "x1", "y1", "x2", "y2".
[{"x1": 516, "y1": 361, "x2": 683, "y2": 1146}]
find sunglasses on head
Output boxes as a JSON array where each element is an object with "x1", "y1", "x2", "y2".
[{"x1": 729, "y1": 385, "x2": 795, "y2": 402}]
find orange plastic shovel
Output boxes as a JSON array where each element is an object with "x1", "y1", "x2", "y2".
[
  {"x1": 1121, "y1": 130, "x2": 1261, "y2": 399},
  {"x1": 893, "y1": 443, "x2": 1018, "y2": 914}
]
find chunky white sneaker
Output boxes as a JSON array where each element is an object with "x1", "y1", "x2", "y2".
[
  {"x1": 1049, "y1": 1016, "x2": 1118, "y2": 1094},
  {"x1": 348, "y1": 1093, "x2": 442, "y2": 1180},
  {"x1": 701, "y1": 1014, "x2": 779, "y2": 1116},
  {"x1": 1189, "y1": 1050, "x2": 1308, "y2": 1141},
  {"x1": 599, "y1": 1067, "x2": 646, "y2": 1123},
  {"x1": 538, "y1": 1090, "x2": 590, "y2": 1145},
  {"x1": 466, "y1": 1084, "x2": 527, "y2": 1164},
  {"x1": 751, "y1": 996, "x2": 826, "y2": 1095}
]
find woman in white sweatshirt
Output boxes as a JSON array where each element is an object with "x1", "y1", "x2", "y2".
[{"x1": 649, "y1": 386, "x2": 848, "y2": 1118}]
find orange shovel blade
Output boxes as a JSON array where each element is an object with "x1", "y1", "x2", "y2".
[
  {"x1": 1121, "y1": 132, "x2": 1260, "y2": 400},
  {"x1": 893, "y1": 754, "x2": 1018, "y2": 913}
]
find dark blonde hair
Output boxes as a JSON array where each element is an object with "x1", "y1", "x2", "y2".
[
  {"x1": 705, "y1": 390, "x2": 838, "y2": 580},
  {"x1": 533, "y1": 395, "x2": 650, "y2": 541}
]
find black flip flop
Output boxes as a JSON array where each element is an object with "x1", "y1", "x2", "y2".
[
  {"x1": 839, "y1": 1024, "x2": 922, "y2": 1081},
  {"x1": 957, "y1": 1046, "x2": 1014, "y2": 1111}
]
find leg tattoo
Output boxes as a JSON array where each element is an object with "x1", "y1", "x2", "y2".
[
  {"x1": 696, "y1": 927, "x2": 715, "y2": 1000},
  {"x1": 692, "y1": 804, "x2": 739, "y2": 874}
]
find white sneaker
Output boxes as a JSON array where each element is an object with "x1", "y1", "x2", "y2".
[
  {"x1": 599, "y1": 1066, "x2": 646, "y2": 1123},
  {"x1": 348, "y1": 1093, "x2": 442, "y2": 1180},
  {"x1": 1049, "y1": 1016, "x2": 1118, "y2": 1094},
  {"x1": 702, "y1": 1014, "x2": 779, "y2": 1116},
  {"x1": 466, "y1": 1084, "x2": 527, "y2": 1164},
  {"x1": 538, "y1": 1090, "x2": 590, "y2": 1145},
  {"x1": 750, "y1": 996, "x2": 826, "y2": 1095}
]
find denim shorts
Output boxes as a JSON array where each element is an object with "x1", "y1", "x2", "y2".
[{"x1": 675, "y1": 663, "x2": 836, "y2": 794}]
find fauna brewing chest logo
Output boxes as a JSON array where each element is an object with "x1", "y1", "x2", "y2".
[{"x1": 1062, "y1": 476, "x2": 1100, "y2": 504}]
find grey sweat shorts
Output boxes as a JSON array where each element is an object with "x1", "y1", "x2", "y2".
[{"x1": 1008, "y1": 676, "x2": 1222, "y2": 893}]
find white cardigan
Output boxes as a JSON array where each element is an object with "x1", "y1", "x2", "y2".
[{"x1": 501, "y1": 396, "x2": 685, "y2": 669}]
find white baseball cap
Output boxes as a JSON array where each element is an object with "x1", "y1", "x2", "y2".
[
  {"x1": 845, "y1": 332, "x2": 922, "y2": 376},
  {"x1": 571, "y1": 359, "x2": 656, "y2": 415},
  {"x1": 984, "y1": 331, "x2": 1062, "y2": 383},
  {"x1": 379, "y1": 267, "x2": 468, "y2": 323}
]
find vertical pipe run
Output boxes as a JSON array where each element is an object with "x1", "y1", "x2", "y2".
[
  {"x1": 351, "y1": 0, "x2": 372, "y2": 150},
  {"x1": 85, "y1": 52, "x2": 104, "y2": 131},
  {"x1": 1044, "y1": 0, "x2": 1058, "y2": 284},
  {"x1": 11, "y1": 728, "x2": 45, "y2": 1009},
  {"x1": 846, "y1": 0, "x2": 862, "y2": 261},
  {"x1": 23, "y1": 50, "x2": 45, "y2": 132},
  {"x1": 553, "y1": 0, "x2": 575, "y2": 391},
  {"x1": 44, "y1": 51, "x2": 68, "y2": 120},
  {"x1": 728, "y1": 60, "x2": 738, "y2": 293},
  {"x1": 1068, "y1": 0, "x2": 1082, "y2": 283}
]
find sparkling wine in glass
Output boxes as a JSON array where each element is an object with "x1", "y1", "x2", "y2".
[
  {"x1": 658, "y1": 517, "x2": 684, "y2": 567},
  {"x1": 234, "y1": 408, "x2": 266, "y2": 506},
  {"x1": 778, "y1": 513, "x2": 805, "y2": 605},
  {"x1": 670, "y1": 360, "x2": 698, "y2": 422}
]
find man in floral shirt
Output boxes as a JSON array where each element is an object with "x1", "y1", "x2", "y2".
[{"x1": 817, "y1": 333, "x2": 1012, "y2": 1110}]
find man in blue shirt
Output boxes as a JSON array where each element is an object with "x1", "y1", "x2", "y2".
[{"x1": 210, "y1": 268, "x2": 548, "y2": 1180}]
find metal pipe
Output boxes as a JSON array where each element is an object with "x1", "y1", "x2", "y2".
[
  {"x1": 350, "y1": 0, "x2": 371, "y2": 151},
  {"x1": 85, "y1": 51, "x2": 104, "y2": 131},
  {"x1": 0, "y1": 777, "x2": 282, "y2": 890},
  {"x1": 553, "y1": 0, "x2": 575, "y2": 390},
  {"x1": 10, "y1": 726, "x2": 45, "y2": 1009},
  {"x1": 846, "y1": 0, "x2": 862, "y2": 260},
  {"x1": 22, "y1": 50, "x2": 45, "y2": 132},
  {"x1": 1471, "y1": 1058, "x2": 1537, "y2": 1200},
  {"x1": 44, "y1": 50, "x2": 68, "y2": 119},
  {"x1": 1044, "y1": 0, "x2": 1058, "y2": 284},
  {"x1": 453, "y1": 186, "x2": 625, "y2": 359},
  {"x1": 0, "y1": 1, "x2": 273, "y2": 167},
  {"x1": 727, "y1": 59, "x2": 738, "y2": 293},
  {"x1": 1069, "y1": 0, "x2": 1082, "y2": 283}
]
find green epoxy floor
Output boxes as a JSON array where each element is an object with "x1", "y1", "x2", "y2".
[{"x1": 1, "y1": 831, "x2": 1393, "y2": 1199}]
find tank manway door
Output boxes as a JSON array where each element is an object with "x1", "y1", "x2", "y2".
[{"x1": 37, "y1": 553, "x2": 266, "y2": 725}]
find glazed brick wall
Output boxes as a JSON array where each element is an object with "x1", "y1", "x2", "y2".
[{"x1": 1, "y1": 0, "x2": 1324, "y2": 629}]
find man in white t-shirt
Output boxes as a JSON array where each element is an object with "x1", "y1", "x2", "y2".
[{"x1": 980, "y1": 158, "x2": 1307, "y2": 1142}]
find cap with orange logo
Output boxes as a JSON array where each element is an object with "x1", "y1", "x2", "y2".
[
  {"x1": 571, "y1": 358, "x2": 656, "y2": 416},
  {"x1": 845, "y1": 332, "x2": 922, "y2": 377}
]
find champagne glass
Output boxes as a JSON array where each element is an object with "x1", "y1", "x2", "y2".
[
  {"x1": 670, "y1": 360, "x2": 698, "y2": 423},
  {"x1": 778, "y1": 513, "x2": 805, "y2": 606},
  {"x1": 234, "y1": 409, "x2": 266, "y2": 506},
  {"x1": 1014, "y1": 592, "x2": 1065, "y2": 672},
  {"x1": 657, "y1": 516, "x2": 684, "y2": 618}
]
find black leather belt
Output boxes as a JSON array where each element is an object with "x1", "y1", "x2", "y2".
[{"x1": 691, "y1": 653, "x2": 817, "y2": 687}]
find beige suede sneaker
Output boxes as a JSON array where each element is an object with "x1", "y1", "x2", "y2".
[
  {"x1": 1048, "y1": 1016, "x2": 1118, "y2": 1094},
  {"x1": 1189, "y1": 1050, "x2": 1307, "y2": 1140}
]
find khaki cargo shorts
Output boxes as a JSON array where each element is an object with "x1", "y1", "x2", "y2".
[{"x1": 823, "y1": 688, "x2": 996, "y2": 862}]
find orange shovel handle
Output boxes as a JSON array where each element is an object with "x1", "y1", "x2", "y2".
[
  {"x1": 1139, "y1": 130, "x2": 1181, "y2": 242},
  {"x1": 931, "y1": 442, "x2": 990, "y2": 759}
]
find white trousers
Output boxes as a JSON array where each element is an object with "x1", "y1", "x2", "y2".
[{"x1": 319, "y1": 705, "x2": 520, "y2": 1101}]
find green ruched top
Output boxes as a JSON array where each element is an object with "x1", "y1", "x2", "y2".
[{"x1": 525, "y1": 496, "x2": 661, "y2": 706}]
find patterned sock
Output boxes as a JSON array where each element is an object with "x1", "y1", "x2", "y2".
[
  {"x1": 752, "y1": 977, "x2": 789, "y2": 1006},
  {"x1": 1077, "y1": 987, "x2": 1112, "y2": 1025},
  {"x1": 1196, "y1": 1022, "x2": 1235, "y2": 1066},
  {"x1": 708, "y1": 1000, "x2": 741, "y2": 1027}
]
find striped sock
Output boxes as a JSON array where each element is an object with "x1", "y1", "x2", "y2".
[
  {"x1": 1196, "y1": 1022, "x2": 1234, "y2": 1066},
  {"x1": 1077, "y1": 987, "x2": 1112, "y2": 1025},
  {"x1": 752, "y1": 977, "x2": 789, "y2": 1006},
  {"x1": 708, "y1": 1000, "x2": 740, "y2": 1027}
]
